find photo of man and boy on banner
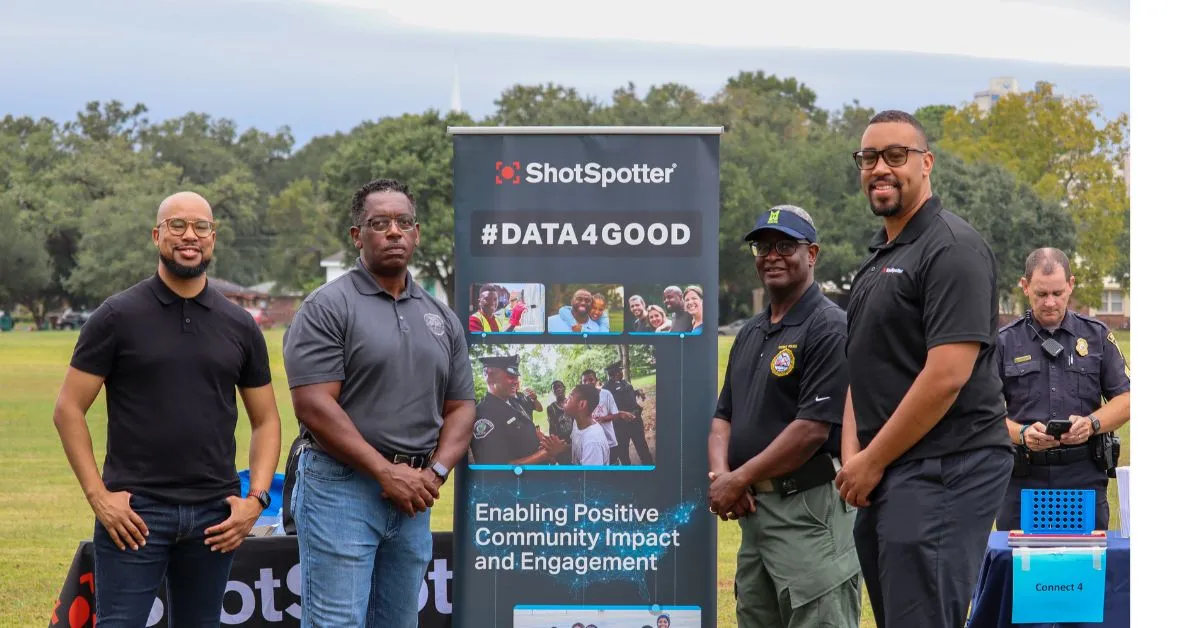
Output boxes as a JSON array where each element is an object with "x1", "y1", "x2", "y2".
[
  {"x1": 466, "y1": 343, "x2": 656, "y2": 468},
  {"x1": 468, "y1": 283, "x2": 547, "y2": 333}
]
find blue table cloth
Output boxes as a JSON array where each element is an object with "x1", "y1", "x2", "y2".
[{"x1": 968, "y1": 531, "x2": 1130, "y2": 627}]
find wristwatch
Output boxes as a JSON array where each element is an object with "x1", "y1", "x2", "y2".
[
  {"x1": 1088, "y1": 414, "x2": 1102, "y2": 435},
  {"x1": 248, "y1": 489, "x2": 271, "y2": 511},
  {"x1": 431, "y1": 461, "x2": 450, "y2": 482}
]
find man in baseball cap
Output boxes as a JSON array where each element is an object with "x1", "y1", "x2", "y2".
[{"x1": 711, "y1": 203, "x2": 860, "y2": 627}]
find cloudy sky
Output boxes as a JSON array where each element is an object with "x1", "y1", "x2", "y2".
[
  {"x1": 300, "y1": 0, "x2": 1129, "y2": 67},
  {"x1": 1, "y1": 0, "x2": 1129, "y2": 144}
]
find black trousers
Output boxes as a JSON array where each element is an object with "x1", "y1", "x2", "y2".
[
  {"x1": 854, "y1": 446, "x2": 1012, "y2": 628},
  {"x1": 996, "y1": 458, "x2": 1110, "y2": 531},
  {"x1": 613, "y1": 417, "x2": 653, "y2": 465}
]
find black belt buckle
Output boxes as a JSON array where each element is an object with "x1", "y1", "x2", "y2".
[
  {"x1": 391, "y1": 453, "x2": 427, "y2": 468},
  {"x1": 1044, "y1": 449, "x2": 1063, "y2": 465}
]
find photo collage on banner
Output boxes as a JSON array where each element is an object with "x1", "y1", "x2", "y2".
[{"x1": 451, "y1": 127, "x2": 722, "y2": 627}]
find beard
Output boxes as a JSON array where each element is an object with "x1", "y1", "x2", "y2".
[
  {"x1": 160, "y1": 252, "x2": 210, "y2": 279},
  {"x1": 868, "y1": 178, "x2": 904, "y2": 217}
]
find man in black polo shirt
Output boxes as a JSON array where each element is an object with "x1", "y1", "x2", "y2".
[
  {"x1": 709, "y1": 205, "x2": 860, "y2": 627},
  {"x1": 836, "y1": 110, "x2": 1013, "y2": 628},
  {"x1": 53, "y1": 191, "x2": 282, "y2": 627},
  {"x1": 284, "y1": 179, "x2": 476, "y2": 627}
]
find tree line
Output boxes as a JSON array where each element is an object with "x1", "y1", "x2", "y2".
[{"x1": 0, "y1": 72, "x2": 1129, "y2": 325}]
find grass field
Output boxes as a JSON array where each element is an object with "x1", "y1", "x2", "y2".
[{"x1": 0, "y1": 329, "x2": 1130, "y2": 626}]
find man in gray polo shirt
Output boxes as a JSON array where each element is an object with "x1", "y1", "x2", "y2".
[{"x1": 283, "y1": 179, "x2": 475, "y2": 628}]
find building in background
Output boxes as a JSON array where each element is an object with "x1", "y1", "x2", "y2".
[{"x1": 973, "y1": 76, "x2": 1020, "y2": 113}]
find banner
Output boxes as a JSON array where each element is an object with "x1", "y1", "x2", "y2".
[
  {"x1": 449, "y1": 126, "x2": 722, "y2": 628},
  {"x1": 50, "y1": 535, "x2": 454, "y2": 628}
]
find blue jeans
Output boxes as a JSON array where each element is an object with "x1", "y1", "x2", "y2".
[
  {"x1": 293, "y1": 449, "x2": 433, "y2": 628},
  {"x1": 94, "y1": 494, "x2": 235, "y2": 627}
]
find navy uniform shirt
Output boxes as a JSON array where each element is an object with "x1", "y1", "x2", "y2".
[
  {"x1": 997, "y1": 310, "x2": 1130, "y2": 425},
  {"x1": 845, "y1": 196, "x2": 1010, "y2": 463},
  {"x1": 470, "y1": 393, "x2": 541, "y2": 464},
  {"x1": 714, "y1": 282, "x2": 848, "y2": 471}
]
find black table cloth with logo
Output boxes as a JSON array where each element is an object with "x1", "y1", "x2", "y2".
[{"x1": 50, "y1": 534, "x2": 454, "y2": 628}]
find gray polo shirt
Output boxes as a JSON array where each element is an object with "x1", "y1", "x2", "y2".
[{"x1": 283, "y1": 258, "x2": 474, "y2": 455}]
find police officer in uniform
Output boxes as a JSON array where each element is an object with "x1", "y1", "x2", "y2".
[
  {"x1": 604, "y1": 362, "x2": 653, "y2": 465},
  {"x1": 469, "y1": 355, "x2": 567, "y2": 465},
  {"x1": 995, "y1": 247, "x2": 1130, "y2": 530},
  {"x1": 709, "y1": 205, "x2": 860, "y2": 628}
]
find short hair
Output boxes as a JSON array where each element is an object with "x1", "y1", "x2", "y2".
[
  {"x1": 868, "y1": 110, "x2": 929, "y2": 149},
  {"x1": 350, "y1": 178, "x2": 414, "y2": 226},
  {"x1": 1024, "y1": 247, "x2": 1072, "y2": 280},
  {"x1": 581, "y1": 369, "x2": 597, "y2": 379},
  {"x1": 769, "y1": 204, "x2": 816, "y2": 230},
  {"x1": 629, "y1": 294, "x2": 645, "y2": 305},
  {"x1": 684, "y1": 284, "x2": 704, "y2": 299},
  {"x1": 571, "y1": 384, "x2": 600, "y2": 411},
  {"x1": 552, "y1": 380, "x2": 565, "y2": 388}
]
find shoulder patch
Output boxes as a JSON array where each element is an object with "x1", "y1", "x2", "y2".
[{"x1": 473, "y1": 419, "x2": 495, "y2": 440}]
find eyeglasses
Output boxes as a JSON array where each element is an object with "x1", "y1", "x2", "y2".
[
  {"x1": 158, "y1": 218, "x2": 216, "y2": 238},
  {"x1": 361, "y1": 215, "x2": 418, "y2": 233},
  {"x1": 749, "y1": 240, "x2": 808, "y2": 257},
  {"x1": 853, "y1": 146, "x2": 928, "y2": 170}
]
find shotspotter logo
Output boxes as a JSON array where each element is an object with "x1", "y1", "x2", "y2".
[{"x1": 494, "y1": 160, "x2": 678, "y2": 188}]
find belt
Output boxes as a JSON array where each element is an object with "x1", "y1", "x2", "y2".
[
  {"x1": 750, "y1": 453, "x2": 840, "y2": 495},
  {"x1": 385, "y1": 450, "x2": 433, "y2": 468},
  {"x1": 1026, "y1": 445, "x2": 1091, "y2": 466}
]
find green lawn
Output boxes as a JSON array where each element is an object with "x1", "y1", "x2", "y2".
[{"x1": 0, "y1": 328, "x2": 1130, "y2": 627}]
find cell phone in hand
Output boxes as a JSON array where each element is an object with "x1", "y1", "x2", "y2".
[{"x1": 1044, "y1": 418, "x2": 1072, "y2": 439}]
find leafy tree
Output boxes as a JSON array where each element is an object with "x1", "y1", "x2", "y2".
[
  {"x1": 265, "y1": 178, "x2": 341, "y2": 292},
  {"x1": 322, "y1": 110, "x2": 475, "y2": 307},
  {"x1": 941, "y1": 81, "x2": 1128, "y2": 306}
]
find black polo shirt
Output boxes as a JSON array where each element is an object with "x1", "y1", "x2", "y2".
[
  {"x1": 997, "y1": 310, "x2": 1131, "y2": 425},
  {"x1": 845, "y1": 196, "x2": 1009, "y2": 463},
  {"x1": 70, "y1": 273, "x2": 272, "y2": 504},
  {"x1": 714, "y1": 282, "x2": 847, "y2": 471}
]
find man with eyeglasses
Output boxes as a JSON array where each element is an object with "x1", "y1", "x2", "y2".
[
  {"x1": 836, "y1": 110, "x2": 1012, "y2": 628},
  {"x1": 708, "y1": 205, "x2": 860, "y2": 627},
  {"x1": 994, "y1": 247, "x2": 1129, "y2": 531},
  {"x1": 283, "y1": 178, "x2": 475, "y2": 627},
  {"x1": 53, "y1": 191, "x2": 282, "y2": 626}
]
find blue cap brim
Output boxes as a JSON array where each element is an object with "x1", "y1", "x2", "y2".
[{"x1": 743, "y1": 225, "x2": 812, "y2": 242}]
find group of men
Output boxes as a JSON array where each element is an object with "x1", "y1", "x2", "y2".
[
  {"x1": 51, "y1": 109, "x2": 1130, "y2": 628},
  {"x1": 710, "y1": 110, "x2": 1130, "y2": 628},
  {"x1": 54, "y1": 179, "x2": 474, "y2": 627},
  {"x1": 469, "y1": 358, "x2": 653, "y2": 467}
]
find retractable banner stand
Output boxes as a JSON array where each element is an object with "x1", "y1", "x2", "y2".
[{"x1": 449, "y1": 126, "x2": 722, "y2": 628}]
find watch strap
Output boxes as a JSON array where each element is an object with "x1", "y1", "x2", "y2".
[
  {"x1": 431, "y1": 461, "x2": 450, "y2": 480},
  {"x1": 1088, "y1": 414, "x2": 1102, "y2": 433},
  {"x1": 249, "y1": 488, "x2": 270, "y2": 509}
]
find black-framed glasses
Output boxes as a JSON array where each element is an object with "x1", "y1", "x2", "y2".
[
  {"x1": 158, "y1": 218, "x2": 216, "y2": 238},
  {"x1": 853, "y1": 146, "x2": 928, "y2": 170},
  {"x1": 361, "y1": 215, "x2": 418, "y2": 233},
  {"x1": 749, "y1": 240, "x2": 808, "y2": 258}
]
